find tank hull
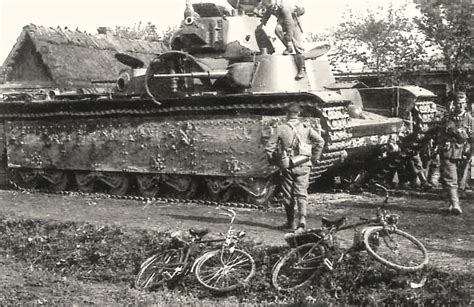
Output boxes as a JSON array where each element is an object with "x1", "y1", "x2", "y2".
[{"x1": 6, "y1": 114, "x2": 282, "y2": 178}]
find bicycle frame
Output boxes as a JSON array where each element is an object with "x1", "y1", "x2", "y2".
[
  {"x1": 272, "y1": 184, "x2": 428, "y2": 291},
  {"x1": 191, "y1": 208, "x2": 245, "y2": 273},
  {"x1": 317, "y1": 184, "x2": 402, "y2": 264},
  {"x1": 136, "y1": 207, "x2": 255, "y2": 292},
  {"x1": 286, "y1": 184, "x2": 401, "y2": 264}
]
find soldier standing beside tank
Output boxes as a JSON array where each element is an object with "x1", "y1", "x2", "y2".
[
  {"x1": 258, "y1": 0, "x2": 306, "y2": 80},
  {"x1": 437, "y1": 91, "x2": 472, "y2": 215},
  {"x1": 401, "y1": 107, "x2": 433, "y2": 190},
  {"x1": 265, "y1": 103, "x2": 325, "y2": 231}
]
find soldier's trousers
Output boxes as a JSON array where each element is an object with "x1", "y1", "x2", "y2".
[
  {"x1": 441, "y1": 158, "x2": 470, "y2": 210},
  {"x1": 441, "y1": 158, "x2": 470, "y2": 191},
  {"x1": 280, "y1": 165, "x2": 310, "y2": 225},
  {"x1": 276, "y1": 6, "x2": 304, "y2": 55}
]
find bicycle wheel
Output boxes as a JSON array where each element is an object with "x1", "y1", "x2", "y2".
[
  {"x1": 363, "y1": 226, "x2": 429, "y2": 272},
  {"x1": 194, "y1": 248, "x2": 256, "y2": 292},
  {"x1": 134, "y1": 249, "x2": 183, "y2": 290},
  {"x1": 272, "y1": 242, "x2": 326, "y2": 291}
]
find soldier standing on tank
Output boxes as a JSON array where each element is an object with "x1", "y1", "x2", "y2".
[
  {"x1": 437, "y1": 91, "x2": 472, "y2": 215},
  {"x1": 258, "y1": 0, "x2": 307, "y2": 80},
  {"x1": 265, "y1": 103, "x2": 325, "y2": 231}
]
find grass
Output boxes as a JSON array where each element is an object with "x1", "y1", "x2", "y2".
[{"x1": 0, "y1": 215, "x2": 472, "y2": 305}]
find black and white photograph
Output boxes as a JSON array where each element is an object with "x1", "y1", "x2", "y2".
[{"x1": 0, "y1": 0, "x2": 472, "y2": 304}]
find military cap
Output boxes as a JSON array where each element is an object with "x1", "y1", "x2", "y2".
[
  {"x1": 455, "y1": 91, "x2": 467, "y2": 102},
  {"x1": 287, "y1": 103, "x2": 301, "y2": 114},
  {"x1": 261, "y1": 0, "x2": 277, "y2": 7}
]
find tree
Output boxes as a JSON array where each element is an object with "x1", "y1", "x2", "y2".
[
  {"x1": 329, "y1": 2, "x2": 429, "y2": 85},
  {"x1": 112, "y1": 21, "x2": 177, "y2": 45},
  {"x1": 414, "y1": 1, "x2": 472, "y2": 91},
  {"x1": 160, "y1": 26, "x2": 178, "y2": 47}
]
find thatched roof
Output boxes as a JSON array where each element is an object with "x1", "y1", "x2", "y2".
[{"x1": 2, "y1": 24, "x2": 168, "y2": 87}]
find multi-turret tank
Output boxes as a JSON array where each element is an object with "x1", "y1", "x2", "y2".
[{"x1": 0, "y1": 0, "x2": 438, "y2": 205}]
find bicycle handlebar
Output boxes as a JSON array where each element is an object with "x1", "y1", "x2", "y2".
[
  {"x1": 374, "y1": 183, "x2": 389, "y2": 204},
  {"x1": 217, "y1": 207, "x2": 236, "y2": 225}
]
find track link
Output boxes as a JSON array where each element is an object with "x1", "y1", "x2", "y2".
[{"x1": 3, "y1": 96, "x2": 351, "y2": 206}]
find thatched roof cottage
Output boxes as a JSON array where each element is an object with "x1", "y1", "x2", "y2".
[{"x1": 0, "y1": 24, "x2": 168, "y2": 90}]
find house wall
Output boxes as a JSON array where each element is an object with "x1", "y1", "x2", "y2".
[{"x1": 6, "y1": 37, "x2": 53, "y2": 83}]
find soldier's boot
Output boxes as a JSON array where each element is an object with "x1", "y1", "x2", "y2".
[
  {"x1": 283, "y1": 46, "x2": 294, "y2": 55},
  {"x1": 296, "y1": 199, "x2": 307, "y2": 231},
  {"x1": 294, "y1": 54, "x2": 306, "y2": 80},
  {"x1": 448, "y1": 188, "x2": 462, "y2": 215},
  {"x1": 418, "y1": 172, "x2": 432, "y2": 189},
  {"x1": 427, "y1": 165, "x2": 440, "y2": 187},
  {"x1": 282, "y1": 202, "x2": 296, "y2": 230},
  {"x1": 282, "y1": 34, "x2": 294, "y2": 55}
]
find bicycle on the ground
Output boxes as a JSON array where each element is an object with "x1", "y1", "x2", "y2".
[
  {"x1": 135, "y1": 207, "x2": 256, "y2": 293},
  {"x1": 271, "y1": 184, "x2": 429, "y2": 291}
]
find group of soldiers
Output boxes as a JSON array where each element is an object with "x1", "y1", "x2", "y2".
[
  {"x1": 396, "y1": 91, "x2": 471, "y2": 215},
  {"x1": 255, "y1": 0, "x2": 472, "y2": 226},
  {"x1": 266, "y1": 92, "x2": 471, "y2": 231}
]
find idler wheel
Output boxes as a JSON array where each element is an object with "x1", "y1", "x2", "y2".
[{"x1": 136, "y1": 174, "x2": 161, "y2": 198}]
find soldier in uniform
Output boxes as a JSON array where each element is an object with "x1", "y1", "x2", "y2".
[
  {"x1": 258, "y1": 0, "x2": 307, "y2": 80},
  {"x1": 265, "y1": 103, "x2": 325, "y2": 230},
  {"x1": 402, "y1": 107, "x2": 433, "y2": 189},
  {"x1": 438, "y1": 91, "x2": 472, "y2": 215}
]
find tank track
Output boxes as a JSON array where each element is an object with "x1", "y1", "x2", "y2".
[
  {"x1": 359, "y1": 101, "x2": 439, "y2": 186},
  {"x1": 2, "y1": 97, "x2": 351, "y2": 204},
  {"x1": 310, "y1": 105, "x2": 351, "y2": 183},
  {"x1": 8, "y1": 179, "x2": 264, "y2": 210}
]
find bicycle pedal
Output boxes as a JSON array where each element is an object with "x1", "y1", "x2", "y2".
[{"x1": 323, "y1": 258, "x2": 334, "y2": 271}]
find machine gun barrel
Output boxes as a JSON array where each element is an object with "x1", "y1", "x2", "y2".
[
  {"x1": 153, "y1": 70, "x2": 228, "y2": 79},
  {"x1": 91, "y1": 80, "x2": 117, "y2": 84}
]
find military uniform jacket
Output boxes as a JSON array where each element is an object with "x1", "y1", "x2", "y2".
[
  {"x1": 438, "y1": 111, "x2": 473, "y2": 160},
  {"x1": 265, "y1": 118, "x2": 325, "y2": 166},
  {"x1": 261, "y1": 1, "x2": 302, "y2": 26}
]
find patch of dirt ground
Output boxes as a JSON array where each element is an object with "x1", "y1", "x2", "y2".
[{"x1": 0, "y1": 189, "x2": 472, "y2": 304}]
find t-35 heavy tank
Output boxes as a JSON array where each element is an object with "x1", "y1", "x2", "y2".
[{"x1": 0, "y1": 0, "x2": 438, "y2": 205}]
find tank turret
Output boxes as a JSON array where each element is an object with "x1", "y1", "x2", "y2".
[{"x1": 0, "y1": 0, "x2": 439, "y2": 205}]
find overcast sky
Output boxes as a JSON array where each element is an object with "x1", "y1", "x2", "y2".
[{"x1": 0, "y1": 0, "x2": 416, "y2": 64}]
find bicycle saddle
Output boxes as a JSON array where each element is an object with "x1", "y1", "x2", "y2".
[
  {"x1": 188, "y1": 228, "x2": 209, "y2": 238},
  {"x1": 321, "y1": 216, "x2": 346, "y2": 228}
]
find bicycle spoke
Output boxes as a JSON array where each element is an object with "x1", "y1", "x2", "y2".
[
  {"x1": 364, "y1": 227, "x2": 428, "y2": 271},
  {"x1": 222, "y1": 251, "x2": 245, "y2": 265},
  {"x1": 226, "y1": 256, "x2": 250, "y2": 267},
  {"x1": 202, "y1": 268, "x2": 225, "y2": 284},
  {"x1": 135, "y1": 249, "x2": 185, "y2": 290},
  {"x1": 199, "y1": 266, "x2": 223, "y2": 280},
  {"x1": 195, "y1": 249, "x2": 256, "y2": 292},
  {"x1": 381, "y1": 234, "x2": 419, "y2": 265},
  {"x1": 382, "y1": 234, "x2": 401, "y2": 255},
  {"x1": 272, "y1": 243, "x2": 325, "y2": 291},
  {"x1": 144, "y1": 272, "x2": 156, "y2": 288}
]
